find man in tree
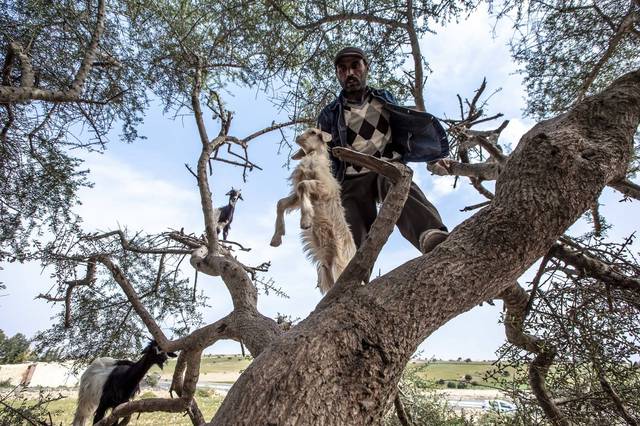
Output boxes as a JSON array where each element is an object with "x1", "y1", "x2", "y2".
[{"x1": 317, "y1": 46, "x2": 450, "y2": 254}]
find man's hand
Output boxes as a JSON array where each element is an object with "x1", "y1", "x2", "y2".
[{"x1": 427, "y1": 158, "x2": 453, "y2": 175}]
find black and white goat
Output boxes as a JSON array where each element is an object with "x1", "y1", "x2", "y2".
[
  {"x1": 72, "y1": 340, "x2": 177, "y2": 426},
  {"x1": 216, "y1": 188, "x2": 243, "y2": 240}
]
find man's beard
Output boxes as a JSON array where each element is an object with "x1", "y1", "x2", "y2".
[{"x1": 344, "y1": 76, "x2": 365, "y2": 92}]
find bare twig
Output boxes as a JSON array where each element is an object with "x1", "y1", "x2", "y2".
[
  {"x1": 36, "y1": 259, "x2": 97, "y2": 328},
  {"x1": 460, "y1": 200, "x2": 491, "y2": 212}
]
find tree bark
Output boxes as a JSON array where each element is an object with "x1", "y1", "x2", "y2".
[{"x1": 209, "y1": 70, "x2": 640, "y2": 425}]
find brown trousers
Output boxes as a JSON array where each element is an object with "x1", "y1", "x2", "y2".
[{"x1": 340, "y1": 172, "x2": 447, "y2": 250}]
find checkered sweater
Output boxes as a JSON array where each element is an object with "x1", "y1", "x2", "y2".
[{"x1": 343, "y1": 95, "x2": 400, "y2": 175}]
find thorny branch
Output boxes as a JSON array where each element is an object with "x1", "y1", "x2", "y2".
[
  {"x1": 574, "y1": 6, "x2": 639, "y2": 103},
  {"x1": 434, "y1": 78, "x2": 508, "y2": 202}
]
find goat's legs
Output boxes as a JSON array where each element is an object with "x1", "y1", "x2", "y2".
[
  {"x1": 93, "y1": 403, "x2": 108, "y2": 425},
  {"x1": 270, "y1": 193, "x2": 299, "y2": 247},
  {"x1": 318, "y1": 263, "x2": 336, "y2": 294},
  {"x1": 296, "y1": 180, "x2": 323, "y2": 229}
]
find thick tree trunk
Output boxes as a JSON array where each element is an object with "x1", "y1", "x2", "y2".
[{"x1": 210, "y1": 70, "x2": 640, "y2": 425}]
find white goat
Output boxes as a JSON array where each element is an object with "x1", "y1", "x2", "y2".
[{"x1": 270, "y1": 128, "x2": 356, "y2": 294}]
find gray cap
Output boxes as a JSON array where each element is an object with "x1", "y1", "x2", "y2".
[{"x1": 333, "y1": 47, "x2": 368, "y2": 66}]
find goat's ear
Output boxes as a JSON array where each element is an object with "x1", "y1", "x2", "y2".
[
  {"x1": 167, "y1": 352, "x2": 178, "y2": 358},
  {"x1": 291, "y1": 148, "x2": 306, "y2": 160},
  {"x1": 320, "y1": 130, "x2": 332, "y2": 143}
]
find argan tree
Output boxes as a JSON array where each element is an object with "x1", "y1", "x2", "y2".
[{"x1": 1, "y1": 0, "x2": 639, "y2": 425}]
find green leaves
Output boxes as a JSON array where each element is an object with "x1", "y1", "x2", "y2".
[{"x1": 496, "y1": 0, "x2": 640, "y2": 118}]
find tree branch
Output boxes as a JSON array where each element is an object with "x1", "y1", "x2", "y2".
[
  {"x1": 238, "y1": 119, "x2": 314, "y2": 145},
  {"x1": 575, "y1": 9, "x2": 638, "y2": 102},
  {"x1": 0, "y1": 0, "x2": 105, "y2": 103},
  {"x1": 36, "y1": 259, "x2": 96, "y2": 328},
  {"x1": 427, "y1": 160, "x2": 500, "y2": 180},
  {"x1": 549, "y1": 243, "x2": 640, "y2": 293},
  {"x1": 608, "y1": 177, "x2": 640, "y2": 200},
  {"x1": 405, "y1": 0, "x2": 425, "y2": 111},
  {"x1": 83, "y1": 230, "x2": 191, "y2": 255},
  {"x1": 95, "y1": 398, "x2": 187, "y2": 426},
  {"x1": 95, "y1": 255, "x2": 171, "y2": 349},
  {"x1": 585, "y1": 341, "x2": 639, "y2": 426},
  {"x1": 192, "y1": 64, "x2": 222, "y2": 253},
  {"x1": 7, "y1": 42, "x2": 34, "y2": 88},
  {"x1": 266, "y1": 0, "x2": 407, "y2": 31}
]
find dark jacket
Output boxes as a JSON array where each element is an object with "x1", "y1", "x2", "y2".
[{"x1": 317, "y1": 87, "x2": 449, "y2": 182}]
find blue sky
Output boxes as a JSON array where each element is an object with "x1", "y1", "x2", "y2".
[{"x1": 1, "y1": 7, "x2": 638, "y2": 361}]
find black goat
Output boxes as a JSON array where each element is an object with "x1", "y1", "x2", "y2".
[
  {"x1": 216, "y1": 188, "x2": 243, "y2": 240},
  {"x1": 72, "y1": 340, "x2": 177, "y2": 425}
]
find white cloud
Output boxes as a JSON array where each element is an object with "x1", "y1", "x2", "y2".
[
  {"x1": 430, "y1": 175, "x2": 458, "y2": 200},
  {"x1": 500, "y1": 117, "x2": 535, "y2": 152},
  {"x1": 77, "y1": 153, "x2": 201, "y2": 233},
  {"x1": 422, "y1": 7, "x2": 529, "y2": 130}
]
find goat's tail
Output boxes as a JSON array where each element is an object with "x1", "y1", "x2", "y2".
[{"x1": 72, "y1": 357, "x2": 117, "y2": 426}]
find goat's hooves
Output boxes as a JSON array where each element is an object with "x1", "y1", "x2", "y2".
[{"x1": 270, "y1": 236, "x2": 282, "y2": 247}]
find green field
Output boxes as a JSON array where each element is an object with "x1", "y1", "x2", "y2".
[
  {"x1": 17, "y1": 390, "x2": 224, "y2": 426},
  {"x1": 409, "y1": 361, "x2": 519, "y2": 388}
]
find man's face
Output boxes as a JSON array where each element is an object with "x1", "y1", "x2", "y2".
[{"x1": 335, "y1": 56, "x2": 368, "y2": 93}]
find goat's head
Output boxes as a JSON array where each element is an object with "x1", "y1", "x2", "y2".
[
  {"x1": 142, "y1": 340, "x2": 177, "y2": 369},
  {"x1": 225, "y1": 188, "x2": 243, "y2": 203},
  {"x1": 292, "y1": 128, "x2": 332, "y2": 160}
]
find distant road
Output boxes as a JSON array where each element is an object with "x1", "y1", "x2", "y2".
[{"x1": 158, "y1": 378, "x2": 232, "y2": 394}]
